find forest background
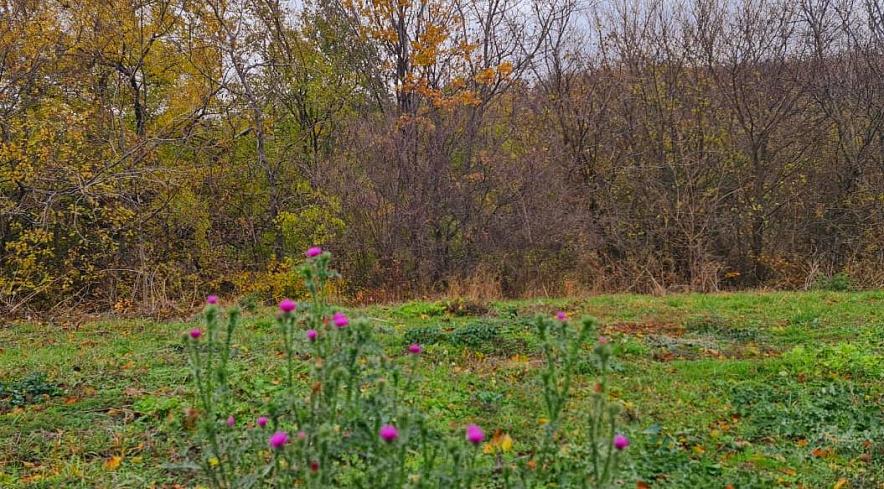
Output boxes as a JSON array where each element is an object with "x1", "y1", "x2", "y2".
[{"x1": 2, "y1": 0, "x2": 884, "y2": 316}]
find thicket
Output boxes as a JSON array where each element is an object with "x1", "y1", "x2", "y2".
[{"x1": 2, "y1": 0, "x2": 884, "y2": 314}]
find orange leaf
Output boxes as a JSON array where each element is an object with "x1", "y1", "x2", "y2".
[
  {"x1": 103, "y1": 455, "x2": 122, "y2": 471},
  {"x1": 636, "y1": 482, "x2": 651, "y2": 489},
  {"x1": 833, "y1": 478, "x2": 847, "y2": 489}
]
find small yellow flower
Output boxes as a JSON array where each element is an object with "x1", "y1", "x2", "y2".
[{"x1": 208, "y1": 457, "x2": 219, "y2": 467}]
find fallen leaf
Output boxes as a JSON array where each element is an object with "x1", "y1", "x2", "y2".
[
  {"x1": 833, "y1": 478, "x2": 847, "y2": 489},
  {"x1": 103, "y1": 455, "x2": 122, "y2": 471},
  {"x1": 811, "y1": 447, "x2": 830, "y2": 458}
]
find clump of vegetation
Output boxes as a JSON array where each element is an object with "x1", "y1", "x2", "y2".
[
  {"x1": 185, "y1": 250, "x2": 629, "y2": 488},
  {"x1": 446, "y1": 298, "x2": 489, "y2": 317},
  {"x1": 0, "y1": 373, "x2": 60, "y2": 410},
  {"x1": 448, "y1": 321, "x2": 500, "y2": 348},
  {"x1": 403, "y1": 325, "x2": 444, "y2": 346},
  {"x1": 812, "y1": 273, "x2": 853, "y2": 292},
  {"x1": 390, "y1": 301, "x2": 448, "y2": 319}
]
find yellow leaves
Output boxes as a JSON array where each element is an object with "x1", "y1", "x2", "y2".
[
  {"x1": 474, "y1": 67, "x2": 497, "y2": 85},
  {"x1": 497, "y1": 61, "x2": 514, "y2": 79},
  {"x1": 484, "y1": 430, "x2": 514, "y2": 455},
  {"x1": 499, "y1": 435, "x2": 514, "y2": 453},
  {"x1": 833, "y1": 478, "x2": 848, "y2": 489},
  {"x1": 103, "y1": 455, "x2": 122, "y2": 471}
]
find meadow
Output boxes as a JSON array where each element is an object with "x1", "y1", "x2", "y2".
[{"x1": 2, "y1": 290, "x2": 883, "y2": 488}]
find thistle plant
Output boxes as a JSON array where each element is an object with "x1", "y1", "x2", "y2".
[{"x1": 184, "y1": 251, "x2": 630, "y2": 488}]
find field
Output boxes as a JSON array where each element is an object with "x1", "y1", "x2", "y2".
[{"x1": 1, "y1": 290, "x2": 883, "y2": 488}]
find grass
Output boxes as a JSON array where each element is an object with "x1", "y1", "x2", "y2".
[{"x1": 1, "y1": 290, "x2": 883, "y2": 487}]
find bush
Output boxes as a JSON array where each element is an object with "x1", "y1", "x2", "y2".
[
  {"x1": 812, "y1": 273, "x2": 852, "y2": 292},
  {"x1": 184, "y1": 250, "x2": 629, "y2": 488}
]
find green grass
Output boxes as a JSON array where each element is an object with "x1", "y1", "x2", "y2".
[{"x1": 2, "y1": 290, "x2": 884, "y2": 487}]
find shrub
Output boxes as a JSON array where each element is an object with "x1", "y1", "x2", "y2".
[
  {"x1": 812, "y1": 273, "x2": 852, "y2": 292},
  {"x1": 184, "y1": 251, "x2": 629, "y2": 488}
]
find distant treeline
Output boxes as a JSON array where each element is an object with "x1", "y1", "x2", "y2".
[{"x1": 2, "y1": 0, "x2": 883, "y2": 313}]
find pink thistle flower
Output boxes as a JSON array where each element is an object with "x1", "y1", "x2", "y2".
[
  {"x1": 279, "y1": 298, "x2": 296, "y2": 313},
  {"x1": 614, "y1": 434, "x2": 629, "y2": 450},
  {"x1": 190, "y1": 328, "x2": 202, "y2": 339},
  {"x1": 408, "y1": 344, "x2": 422, "y2": 354},
  {"x1": 207, "y1": 295, "x2": 218, "y2": 304},
  {"x1": 257, "y1": 416, "x2": 268, "y2": 428},
  {"x1": 296, "y1": 431, "x2": 306, "y2": 440},
  {"x1": 598, "y1": 336, "x2": 607, "y2": 345},
  {"x1": 307, "y1": 329, "x2": 318, "y2": 341},
  {"x1": 379, "y1": 425, "x2": 399, "y2": 442},
  {"x1": 466, "y1": 424, "x2": 485, "y2": 445},
  {"x1": 333, "y1": 312, "x2": 349, "y2": 327},
  {"x1": 306, "y1": 247, "x2": 322, "y2": 258},
  {"x1": 269, "y1": 431, "x2": 289, "y2": 448},
  {"x1": 556, "y1": 311, "x2": 567, "y2": 321},
  {"x1": 227, "y1": 416, "x2": 235, "y2": 427}
]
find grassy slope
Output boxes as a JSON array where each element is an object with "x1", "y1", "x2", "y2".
[{"x1": 1, "y1": 290, "x2": 883, "y2": 488}]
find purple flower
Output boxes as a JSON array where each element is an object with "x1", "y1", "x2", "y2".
[
  {"x1": 279, "y1": 298, "x2": 297, "y2": 313},
  {"x1": 379, "y1": 424, "x2": 399, "y2": 442},
  {"x1": 227, "y1": 416, "x2": 235, "y2": 427},
  {"x1": 466, "y1": 424, "x2": 485, "y2": 445},
  {"x1": 614, "y1": 434, "x2": 629, "y2": 451},
  {"x1": 257, "y1": 416, "x2": 268, "y2": 428},
  {"x1": 269, "y1": 431, "x2": 289, "y2": 448},
  {"x1": 408, "y1": 344, "x2": 422, "y2": 354},
  {"x1": 333, "y1": 312, "x2": 349, "y2": 328},
  {"x1": 190, "y1": 328, "x2": 202, "y2": 339},
  {"x1": 306, "y1": 247, "x2": 322, "y2": 258},
  {"x1": 206, "y1": 295, "x2": 218, "y2": 304},
  {"x1": 296, "y1": 431, "x2": 306, "y2": 440},
  {"x1": 598, "y1": 336, "x2": 608, "y2": 346},
  {"x1": 556, "y1": 311, "x2": 567, "y2": 321},
  {"x1": 307, "y1": 329, "x2": 318, "y2": 341},
  {"x1": 310, "y1": 460, "x2": 319, "y2": 472}
]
